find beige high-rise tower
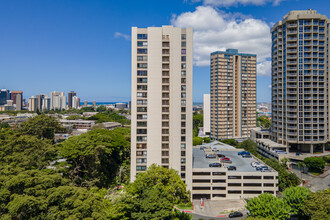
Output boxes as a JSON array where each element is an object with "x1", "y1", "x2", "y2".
[
  {"x1": 131, "y1": 26, "x2": 193, "y2": 190},
  {"x1": 271, "y1": 10, "x2": 329, "y2": 153},
  {"x1": 210, "y1": 49, "x2": 257, "y2": 140}
]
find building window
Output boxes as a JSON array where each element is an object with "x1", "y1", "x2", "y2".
[
  {"x1": 181, "y1": 56, "x2": 186, "y2": 62},
  {"x1": 181, "y1": 42, "x2": 186, "y2": 47},
  {"x1": 137, "y1": 49, "x2": 147, "y2": 54},
  {"x1": 181, "y1": 64, "x2": 186, "y2": 69},
  {"x1": 137, "y1": 136, "x2": 147, "y2": 142},
  {"x1": 181, "y1": 143, "x2": 186, "y2": 149},
  {"x1": 181, "y1": 34, "x2": 186, "y2": 40},
  {"x1": 137, "y1": 63, "x2": 147, "y2": 69},
  {"x1": 136, "y1": 166, "x2": 147, "y2": 171},
  {"x1": 137, "y1": 56, "x2": 147, "y2": 61},
  {"x1": 137, "y1": 34, "x2": 147, "y2": 39},
  {"x1": 137, "y1": 41, "x2": 148, "y2": 47},
  {"x1": 137, "y1": 70, "x2": 147, "y2": 76},
  {"x1": 136, "y1": 158, "x2": 147, "y2": 164}
]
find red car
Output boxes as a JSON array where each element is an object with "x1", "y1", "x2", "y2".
[{"x1": 220, "y1": 157, "x2": 230, "y2": 161}]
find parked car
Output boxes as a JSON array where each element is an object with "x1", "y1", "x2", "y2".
[
  {"x1": 221, "y1": 160, "x2": 233, "y2": 164},
  {"x1": 251, "y1": 162, "x2": 261, "y2": 167},
  {"x1": 238, "y1": 151, "x2": 250, "y2": 156},
  {"x1": 227, "y1": 166, "x2": 237, "y2": 171},
  {"x1": 256, "y1": 166, "x2": 268, "y2": 171},
  {"x1": 206, "y1": 154, "x2": 216, "y2": 159},
  {"x1": 217, "y1": 153, "x2": 226, "y2": 158},
  {"x1": 242, "y1": 154, "x2": 252, "y2": 158},
  {"x1": 209, "y1": 163, "x2": 221, "y2": 167},
  {"x1": 220, "y1": 157, "x2": 230, "y2": 161},
  {"x1": 200, "y1": 146, "x2": 205, "y2": 150},
  {"x1": 212, "y1": 148, "x2": 219, "y2": 152},
  {"x1": 229, "y1": 211, "x2": 243, "y2": 218}
]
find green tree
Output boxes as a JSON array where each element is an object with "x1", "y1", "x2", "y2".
[
  {"x1": 18, "y1": 114, "x2": 65, "y2": 139},
  {"x1": 303, "y1": 189, "x2": 330, "y2": 220},
  {"x1": 246, "y1": 193, "x2": 291, "y2": 220},
  {"x1": 193, "y1": 137, "x2": 203, "y2": 146},
  {"x1": 96, "y1": 105, "x2": 107, "y2": 112},
  {"x1": 203, "y1": 137, "x2": 210, "y2": 143},
  {"x1": 257, "y1": 116, "x2": 271, "y2": 128},
  {"x1": 58, "y1": 128, "x2": 130, "y2": 188},
  {"x1": 193, "y1": 113, "x2": 203, "y2": 137},
  {"x1": 87, "y1": 111, "x2": 130, "y2": 125},
  {"x1": 0, "y1": 170, "x2": 107, "y2": 219},
  {"x1": 237, "y1": 139, "x2": 258, "y2": 155},
  {"x1": 112, "y1": 165, "x2": 190, "y2": 220},
  {"x1": 221, "y1": 139, "x2": 237, "y2": 147},
  {"x1": 66, "y1": 115, "x2": 84, "y2": 120},
  {"x1": 303, "y1": 157, "x2": 325, "y2": 173},
  {"x1": 0, "y1": 130, "x2": 56, "y2": 170},
  {"x1": 0, "y1": 122, "x2": 10, "y2": 129},
  {"x1": 283, "y1": 186, "x2": 310, "y2": 216}
]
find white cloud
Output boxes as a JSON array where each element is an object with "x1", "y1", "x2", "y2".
[
  {"x1": 192, "y1": 0, "x2": 282, "y2": 7},
  {"x1": 171, "y1": 6, "x2": 272, "y2": 75},
  {"x1": 257, "y1": 60, "x2": 271, "y2": 76},
  {"x1": 114, "y1": 32, "x2": 130, "y2": 41}
]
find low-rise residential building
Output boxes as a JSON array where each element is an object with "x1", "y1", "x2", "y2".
[
  {"x1": 59, "y1": 119, "x2": 95, "y2": 129},
  {"x1": 191, "y1": 141, "x2": 278, "y2": 200}
]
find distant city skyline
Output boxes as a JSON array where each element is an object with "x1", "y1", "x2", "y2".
[{"x1": 1, "y1": 0, "x2": 329, "y2": 102}]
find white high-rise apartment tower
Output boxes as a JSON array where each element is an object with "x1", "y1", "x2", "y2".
[{"x1": 131, "y1": 26, "x2": 193, "y2": 190}]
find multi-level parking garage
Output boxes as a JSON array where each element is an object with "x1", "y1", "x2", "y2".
[{"x1": 191, "y1": 141, "x2": 278, "y2": 200}]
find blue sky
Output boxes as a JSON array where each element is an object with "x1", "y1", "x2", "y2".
[{"x1": 0, "y1": 0, "x2": 328, "y2": 102}]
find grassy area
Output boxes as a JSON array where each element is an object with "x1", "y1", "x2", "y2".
[
  {"x1": 309, "y1": 171, "x2": 323, "y2": 176},
  {"x1": 175, "y1": 204, "x2": 193, "y2": 210}
]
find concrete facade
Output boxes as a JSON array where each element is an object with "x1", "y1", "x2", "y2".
[
  {"x1": 131, "y1": 26, "x2": 193, "y2": 190},
  {"x1": 192, "y1": 142, "x2": 278, "y2": 200},
  {"x1": 271, "y1": 10, "x2": 329, "y2": 153},
  {"x1": 210, "y1": 49, "x2": 257, "y2": 140}
]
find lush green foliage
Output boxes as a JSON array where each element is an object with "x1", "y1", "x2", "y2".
[
  {"x1": 283, "y1": 186, "x2": 310, "y2": 216},
  {"x1": 303, "y1": 157, "x2": 325, "y2": 173},
  {"x1": 303, "y1": 189, "x2": 330, "y2": 219},
  {"x1": 0, "y1": 170, "x2": 107, "y2": 219},
  {"x1": 96, "y1": 105, "x2": 107, "y2": 112},
  {"x1": 246, "y1": 193, "x2": 291, "y2": 220},
  {"x1": 109, "y1": 165, "x2": 191, "y2": 220},
  {"x1": 58, "y1": 128, "x2": 130, "y2": 188},
  {"x1": 65, "y1": 115, "x2": 84, "y2": 120},
  {"x1": 221, "y1": 139, "x2": 237, "y2": 147},
  {"x1": 0, "y1": 122, "x2": 10, "y2": 129},
  {"x1": 257, "y1": 116, "x2": 271, "y2": 128},
  {"x1": 193, "y1": 113, "x2": 203, "y2": 137},
  {"x1": 87, "y1": 111, "x2": 130, "y2": 125},
  {"x1": 193, "y1": 137, "x2": 203, "y2": 146},
  {"x1": 203, "y1": 137, "x2": 210, "y2": 143},
  {"x1": 0, "y1": 130, "x2": 56, "y2": 170},
  {"x1": 18, "y1": 114, "x2": 65, "y2": 139}
]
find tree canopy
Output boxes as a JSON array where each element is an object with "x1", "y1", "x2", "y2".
[
  {"x1": 246, "y1": 193, "x2": 291, "y2": 220},
  {"x1": 18, "y1": 114, "x2": 65, "y2": 139},
  {"x1": 257, "y1": 116, "x2": 271, "y2": 129},
  {"x1": 303, "y1": 189, "x2": 330, "y2": 219},
  {"x1": 109, "y1": 165, "x2": 191, "y2": 220},
  {"x1": 58, "y1": 128, "x2": 130, "y2": 188},
  {"x1": 303, "y1": 157, "x2": 325, "y2": 173}
]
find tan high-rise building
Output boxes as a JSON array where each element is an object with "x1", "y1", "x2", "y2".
[
  {"x1": 210, "y1": 49, "x2": 257, "y2": 140},
  {"x1": 28, "y1": 96, "x2": 38, "y2": 112},
  {"x1": 271, "y1": 10, "x2": 329, "y2": 153},
  {"x1": 131, "y1": 26, "x2": 193, "y2": 190}
]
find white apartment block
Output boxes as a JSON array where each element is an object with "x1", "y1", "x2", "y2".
[
  {"x1": 131, "y1": 26, "x2": 193, "y2": 190},
  {"x1": 203, "y1": 94, "x2": 210, "y2": 136},
  {"x1": 50, "y1": 91, "x2": 66, "y2": 110}
]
